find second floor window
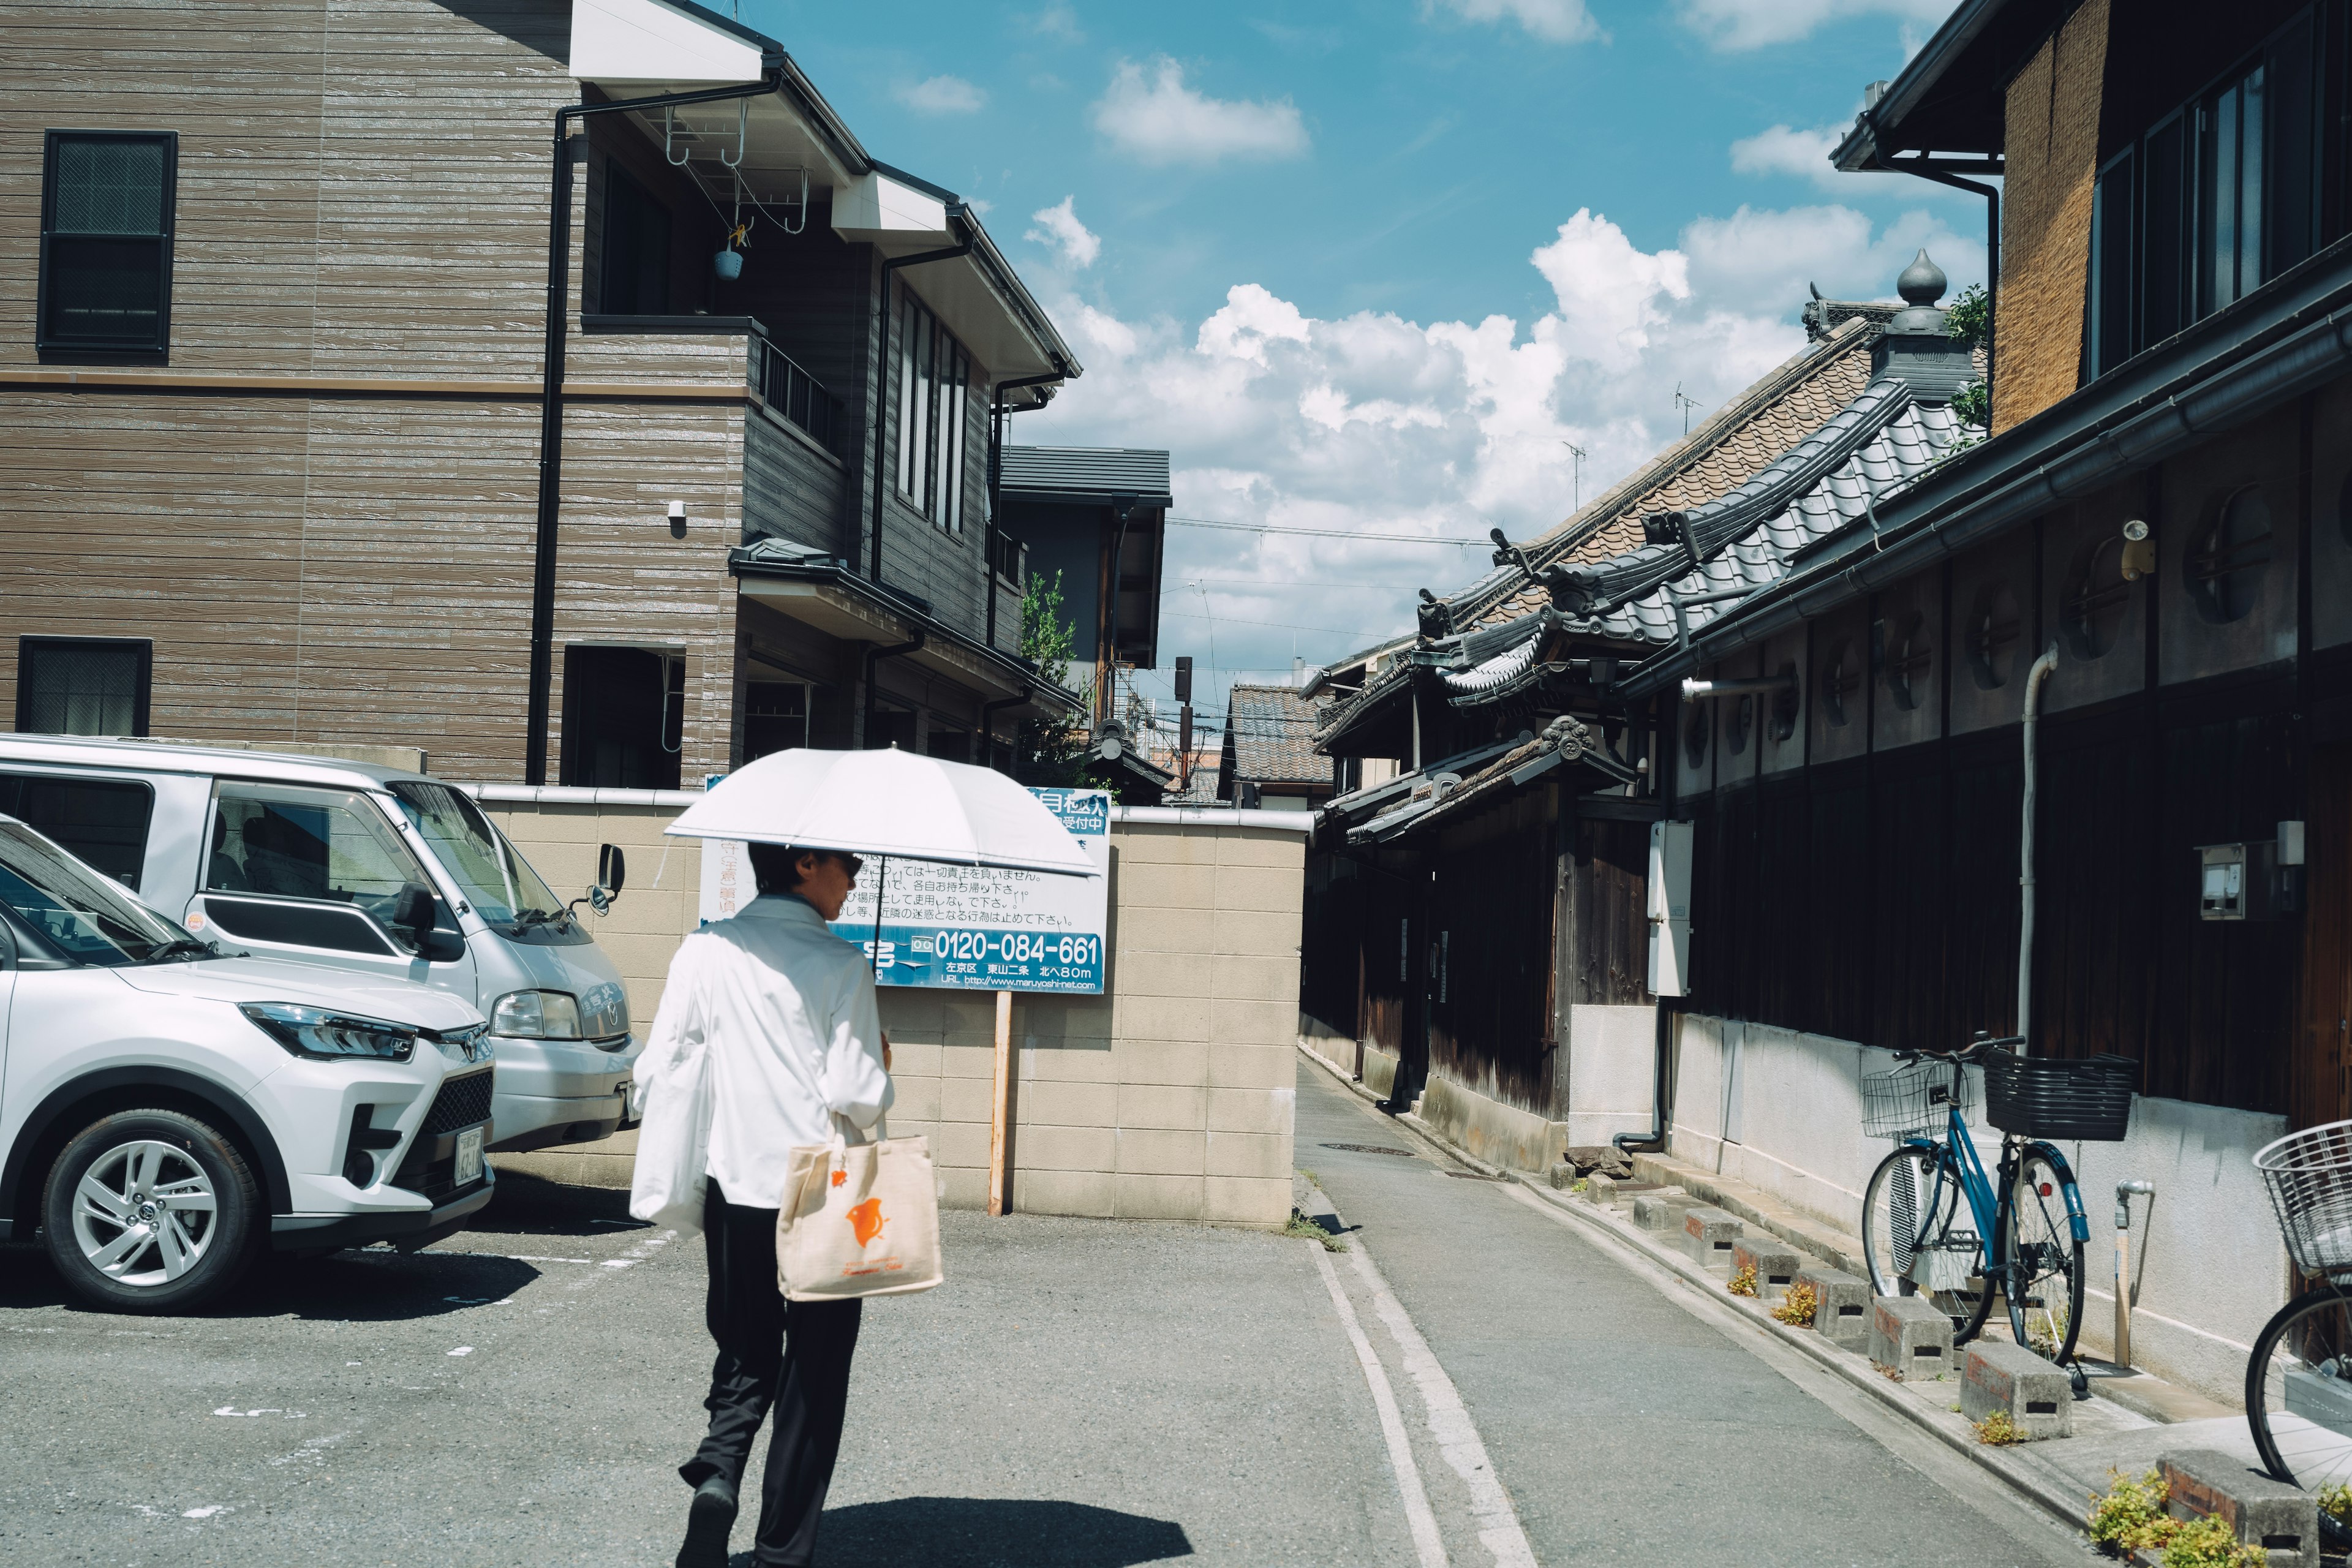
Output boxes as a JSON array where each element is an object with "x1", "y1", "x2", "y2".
[
  {"x1": 600, "y1": 164, "x2": 672, "y2": 315},
  {"x1": 39, "y1": 131, "x2": 176, "y2": 360},
  {"x1": 2088, "y1": 12, "x2": 2322, "y2": 378},
  {"x1": 895, "y1": 288, "x2": 971, "y2": 533}
]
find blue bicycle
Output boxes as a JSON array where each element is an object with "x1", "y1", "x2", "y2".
[{"x1": 1858, "y1": 1035, "x2": 2133, "y2": 1370}]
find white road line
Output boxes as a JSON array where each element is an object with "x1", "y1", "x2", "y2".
[
  {"x1": 1311, "y1": 1242, "x2": 1449, "y2": 1568},
  {"x1": 1348, "y1": 1244, "x2": 1539, "y2": 1568}
]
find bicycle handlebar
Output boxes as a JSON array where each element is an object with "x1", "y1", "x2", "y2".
[{"x1": 1890, "y1": 1034, "x2": 2025, "y2": 1067}]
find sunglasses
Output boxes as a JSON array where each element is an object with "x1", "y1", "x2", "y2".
[{"x1": 830, "y1": 853, "x2": 867, "y2": 879}]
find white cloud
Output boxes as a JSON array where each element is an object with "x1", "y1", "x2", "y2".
[
  {"x1": 895, "y1": 74, "x2": 987, "y2": 115},
  {"x1": 1427, "y1": 0, "x2": 1603, "y2": 43},
  {"x1": 1091, "y1": 58, "x2": 1310, "y2": 166},
  {"x1": 1677, "y1": 0, "x2": 1947, "y2": 50},
  {"x1": 1017, "y1": 203, "x2": 1983, "y2": 714},
  {"x1": 1024, "y1": 1, "x2": 1082, "y2": 41},
  {"x1": 1025, "y1": 196, "x2": 1101, "y2": 269},
  {"x1": 1729, "y1": 123, "x2": 1849, "y2": 188}
]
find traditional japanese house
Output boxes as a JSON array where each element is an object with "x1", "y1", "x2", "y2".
[
  {"x1": 1302, "y1": 284, "x2": 1977, "y2": 1166},
  {"x1": 1217, "y1": 684, "x2": 1338, "y2": 812}
]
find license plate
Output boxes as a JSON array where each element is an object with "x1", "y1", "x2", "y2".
[{"x1": 454, "y1": 1125, "x2": 484, "y2": 1186}]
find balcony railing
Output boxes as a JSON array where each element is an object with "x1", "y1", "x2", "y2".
[{"x1": 753, "y1": 336, "x2": 843, "y2": 458}]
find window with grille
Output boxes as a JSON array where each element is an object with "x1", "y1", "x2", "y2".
[
  {"x1": 894, "y1": 287, "x2": 973, "y2": 532},
  {"x1": 39, "y1": 131, "x2": 177, "y2": 360},
  {"x1": 15, "y1": 638, "x2": 151, "y2": 737}
]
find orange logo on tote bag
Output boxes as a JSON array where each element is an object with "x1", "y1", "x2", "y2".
[{"x1": 846, "y1": 1198, "x2": 888, "y2": 1248}]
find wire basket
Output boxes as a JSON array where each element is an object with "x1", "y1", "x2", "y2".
[
  {"x1": 1981, "y1": 1052, "x2": 2136, "y2": 1142},
  {"x1": 2257, "y1": 1120, "x2": 2352, "y2": 1278},
  {"x1": 1861, "y1": 1058, "x2": 1973, "y2": 1139}
]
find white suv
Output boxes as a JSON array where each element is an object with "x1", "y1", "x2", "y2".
[{"x1": 0, "y1": 813, "x2": 496, "y2": 1313}]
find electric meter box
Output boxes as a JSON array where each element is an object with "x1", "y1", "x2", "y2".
[{"x1": 2196, "y1": 840, "x2": 2278, "y2": 921}]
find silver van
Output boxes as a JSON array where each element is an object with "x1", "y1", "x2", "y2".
[{"x1": 0, "y1": 737, "x2": 639, "y2": 1154}]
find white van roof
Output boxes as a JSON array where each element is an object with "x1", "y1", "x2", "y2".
[{"x1": 0, "y1": 734, "x2": 429, "y2": 794}]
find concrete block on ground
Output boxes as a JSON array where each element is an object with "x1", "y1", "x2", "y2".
[
  {"x1": 2159, "y1": 1449, "x2": 2318, "y2": 1568},
  {"x1": 1630, "y1": 1189, "x2": 1695, "y2": 1231},
  {"x1": 1680, "y1": 1206, "x2": 1744, "y2": 1274},
  {"x1": 1730, "y1": 1236, "x2": 1804, "y2": 1303},
  {"x1": 1582, "y1": 1172, "x2": 1621, "y2": 1203},
  {"x1": 1795, "y1": 1266, "x2": 1872, "y2": 1351},
  {"x1": 1960, "y1": 1340, "x2": 2073, "y2": 1439},
  {"x1": 1868, "y1": 1294, "x2": 1954, "y2": 1382},
  {"x1": 1547, "y1": 1161, "x2": 1575, "y2": 1191}
]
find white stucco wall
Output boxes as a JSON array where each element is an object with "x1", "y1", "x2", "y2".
[
  {"x1": 1563, "y1": 1003, "x2": 1656, "y2": 1147},
  {"x1": 1667, "y1": 1012, "x2": 2288, "y2": 1406}
]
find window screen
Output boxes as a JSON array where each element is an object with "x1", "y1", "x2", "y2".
[
  {"x1": 40, "y1": 132, "x2": 175, "y2": 358},
  {"x1": 15, "y1": 638, "x2": 151, "y2": 737},
  {"x1": 0, "y1": 772, "x2": 154, "y2": 889}
]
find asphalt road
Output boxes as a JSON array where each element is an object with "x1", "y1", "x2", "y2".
[
  {"x1": 1294, "y1": 1059, "x2": 2103, "y2": 1568},
  {"x1": 0, "y1": 1166, "x2": 1406, "y2": 1567}
]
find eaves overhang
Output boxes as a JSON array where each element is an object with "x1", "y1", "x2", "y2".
[
  {"x1": 1829, "y1": 0, "x2": 2046, "y2": 172},
  {"x1": 729, "y1": 548, "x2": 1084, "y2": 715},
  {"x1": 1619, "y1": 238, "x2": 2352, "y2": 700}
]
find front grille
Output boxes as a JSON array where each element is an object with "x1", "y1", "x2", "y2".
[{"x1": 421, "y1": 1070, "x2": 494, "y2": 1134}]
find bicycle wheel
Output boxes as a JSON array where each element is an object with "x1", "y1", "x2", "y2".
[
  {"x1": 2248, "y1": 1283, "x2": 2352, "y2": 1547},
  {"x1": 1861, "y1": 1144, "x2": 1991, "y2": 1336},
  {"x1": 2002, "y1": 1150, "x2": 2085, "y2": 1365}
]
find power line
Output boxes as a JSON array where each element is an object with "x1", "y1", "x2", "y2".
[
  {"x1": 1167, "y1": 514, "x2": 1488, "y2": 546},
  {"x1": 1160, "y1": 608, "x2": 1396, "y2": 638}
]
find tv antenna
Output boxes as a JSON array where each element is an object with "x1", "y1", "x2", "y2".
[
  {"x1": 1673, "y1": 384, "x2": 1700, "y2": 435},
  {"x1": 1561, "y1": 440, "x2": 1587, "y2": 513}
]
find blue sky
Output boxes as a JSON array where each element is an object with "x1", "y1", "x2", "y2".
[{"x1": 745, "y1": 0, "x2": 1985, "y2": 734}]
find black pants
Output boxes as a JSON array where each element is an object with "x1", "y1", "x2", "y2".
[{"x1": 682, "y1": 1185, "x2": 863, "y2": 1567}]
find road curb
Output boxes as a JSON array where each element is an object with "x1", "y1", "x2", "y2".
[{"x1": 1507, "y1": 1173, "x2": 2098, "y2": 1534}]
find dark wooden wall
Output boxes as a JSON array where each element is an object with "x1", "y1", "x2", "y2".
[{"x1": 1425, "y1": 789, "x2": 1558, "y2": 1117}]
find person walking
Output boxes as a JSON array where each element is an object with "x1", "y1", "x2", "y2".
[{"x1": 640, "y1": 842, "x2": 894, "y2": 1568}]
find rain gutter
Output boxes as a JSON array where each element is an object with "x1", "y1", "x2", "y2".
[{"x1": 1615, "y1": 247, "x2": 2352, "y2": 699}]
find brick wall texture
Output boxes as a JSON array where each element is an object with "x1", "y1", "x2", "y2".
[
  {"x1": 1992, "y1": 0, "x2": 2110, "y2": 433},
  {"x1": 487, "y1": 805, "x2": 1303, "y2": 1228}
]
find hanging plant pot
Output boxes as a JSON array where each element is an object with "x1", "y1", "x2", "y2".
[{"x1": 713, "y1": 249, "x2": 743, "y2": 281}]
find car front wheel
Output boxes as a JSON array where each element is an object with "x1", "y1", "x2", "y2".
[{"x1": 42, "y1": 1109, "x2": 259, "y2": 1313}]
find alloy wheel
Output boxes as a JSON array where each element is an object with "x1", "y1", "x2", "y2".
[{"x1": 70, "y1": 1139, "x2": 221, "y2": 1287}]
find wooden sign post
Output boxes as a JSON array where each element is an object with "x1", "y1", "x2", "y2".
[{"x1": 987, "y1": 989, "x2": 1014, "y2": 1216}]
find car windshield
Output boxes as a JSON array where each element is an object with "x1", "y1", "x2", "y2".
[
  {"x1": 389, "y1": 782, "x2": 564, "y2": 927},
  {"x1": 0, "y1": 818, "x2": 206, "y2": 966}
]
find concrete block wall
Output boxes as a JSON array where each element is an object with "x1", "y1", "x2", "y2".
[
  {"x1": 1667, "y1": 1011, "x2": 2288, "y2": 1406},
  {"x1": 480, "y1": 791, "x2": 1306, "y2": 1229},
  {"x1": 879, "y1": 818, "x2": 1303, "y2": 1229}
]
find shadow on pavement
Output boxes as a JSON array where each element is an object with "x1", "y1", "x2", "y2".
[
  {"x1": 808, "y1": 1498, "x2": 1193, "y2": 1566},
  {"x1": 467, "y1": 1169, "x2": 651, "y2": 1238},
  {"x1": 0, "y1": 1241, "x2": 541, "y2": 1321}
]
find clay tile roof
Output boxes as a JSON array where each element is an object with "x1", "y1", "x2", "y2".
[
  {"x1": 1448, "y1": 315, "x2": 1885, "y2": 633},
  {"x1": 1223, "y1": 685, "x2": 1329, "y2": 786}
]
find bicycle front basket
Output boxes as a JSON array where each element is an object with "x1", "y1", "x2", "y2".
[
  {"x1": 1860, "y1": 1057, "x2": 1972, "y2": 1139},
  {"x1": 2256, "y1": 1120, "x2": 2352, "y2": 1278},
  {"x1": 1981, "y1": 1052, "x2": 2135, "y2": 1142}
]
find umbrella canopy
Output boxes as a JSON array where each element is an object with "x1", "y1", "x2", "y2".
[{"x1": 665, "y1": 747, "x2": 1098, "y2": 877}]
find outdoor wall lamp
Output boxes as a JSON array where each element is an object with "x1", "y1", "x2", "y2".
[
  {"x1": 668, "y1": 500, "x2": 687, "y2": 540},
  {"x1": 2120, "y1": 518, "x2": 2155, "y2": 581},
  {"x1": 1679, "y1": 674, "x2": 1795, "y2": 702}
]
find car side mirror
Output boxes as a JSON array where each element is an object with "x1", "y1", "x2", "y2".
[
  {"x1": 392, "y1": 883, "x2": 435, "y2": 938},
  {"x1": 598, "y1": 843, "x2": 627, "y2": 897}
]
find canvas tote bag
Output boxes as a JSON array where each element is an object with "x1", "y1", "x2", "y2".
[
  {"x1": 775, "y1": 1121, "x2": 943, "y2": 1302},
  {"x1": 628, "y1": 1014, "x2": 714, "y2": 1236}
]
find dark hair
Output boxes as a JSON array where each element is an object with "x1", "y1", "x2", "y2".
[{"x1": 748, "y1": 843, "x2": 812, "y2": 895}]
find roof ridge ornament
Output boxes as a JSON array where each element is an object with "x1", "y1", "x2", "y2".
[{"x1": 1488, "y1": 527, "x2": 1595, "y2": 615}]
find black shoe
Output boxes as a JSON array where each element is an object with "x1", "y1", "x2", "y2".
[{"x1": 676, "y1": 1474, "x2": 738, "y2": 1568}]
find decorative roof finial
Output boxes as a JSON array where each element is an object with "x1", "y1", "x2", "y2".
[{"x1": 1897, "y1": 249, "x2": 1947, "y2": 307}]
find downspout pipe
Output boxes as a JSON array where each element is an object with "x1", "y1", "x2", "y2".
[
  {"x1": 984, "y1": 370, "x2": 1065, "y2": 650},
  {"x1": 1906, "y1": 167, "x2": 1999, "y2": 402},
  {"x1": 867, "y1": 237, "x2": 974, "y2": 583},
  {"x1": 861, "y1": 631, "x2": 926, "y2": 748},
  {"x1": 2018, "y1": 643, "x2": 2059, "y2": 1050},
  {"x1": 1613, "y1": 1001, "x2": 1673, "y2": 1157},
  {"x1": 526, "y1": 70, "x2": 782, "y2": 786},
  {"x1": 976, "y1": 689, "x2": 1029, "y2": 769}
]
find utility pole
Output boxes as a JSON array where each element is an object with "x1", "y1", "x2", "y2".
[
  {"x1": 1562, "y1": 440, "x2": 1587, "y2": 513},
  {"x1": 1175, "y1": 655, "x2": 1194, "y2": 791}
]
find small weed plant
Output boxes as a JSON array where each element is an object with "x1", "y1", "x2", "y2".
[
  {"x1": 1727, "y1": 1262, "x2": 1759, "y2": 1298},
  {"x1": 2319, "y1": 1481, "x2": 2352, "y2": 1523},
  {"x1": 1282, "y1": 1213, "x2": 1348, "y2": 1253},
  {"x1": 1572, "y1": 1178, "x2": 1589, "y2": 1194},
  {"x1": 1771, "y1": 1281, "x2": 1819, "y2": 1328},
  {"x1": 1972, "y1": 1409, "x2": 2023, "y2": 1446},
  {"x1": 2086, "y1": 1469, "x2": 2268, "y2": 1564}
]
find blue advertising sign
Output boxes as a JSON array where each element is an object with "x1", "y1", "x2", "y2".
[{"x1": 829, "y1": 788, "x2": 1110, "y2": 993}]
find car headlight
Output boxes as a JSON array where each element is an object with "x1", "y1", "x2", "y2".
[
  {"x1": 492, "y1": 989, "x2": 582, "y2": 1039},
  {"x1": 241, "y1": 1002, "x2": 417, "y2": 1063}
]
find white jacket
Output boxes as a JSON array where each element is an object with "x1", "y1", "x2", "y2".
[{"x1": 630, "y1": 895, "x2": 894, "y2": 1232}]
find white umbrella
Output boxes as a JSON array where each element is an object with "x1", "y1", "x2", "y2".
[{"x1": 665, "y1": 747, "x2": 1096, "y2": 878}]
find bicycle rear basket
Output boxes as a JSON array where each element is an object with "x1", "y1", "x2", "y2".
[
  {"x1": 1981, "y1": 1052, "x2": 2135, "y2": 1142},
  {"x1": 2257, "y1": 1120, "x2": 2352, "y2": 1278},
  {"x1": 1860, "y1": 1057, "x2": 1973, "y2": 1139}
]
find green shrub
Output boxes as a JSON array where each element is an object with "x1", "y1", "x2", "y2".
[{"x1": 2087, "y1": 1468, "x2": 2174, "y2": 1555}]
